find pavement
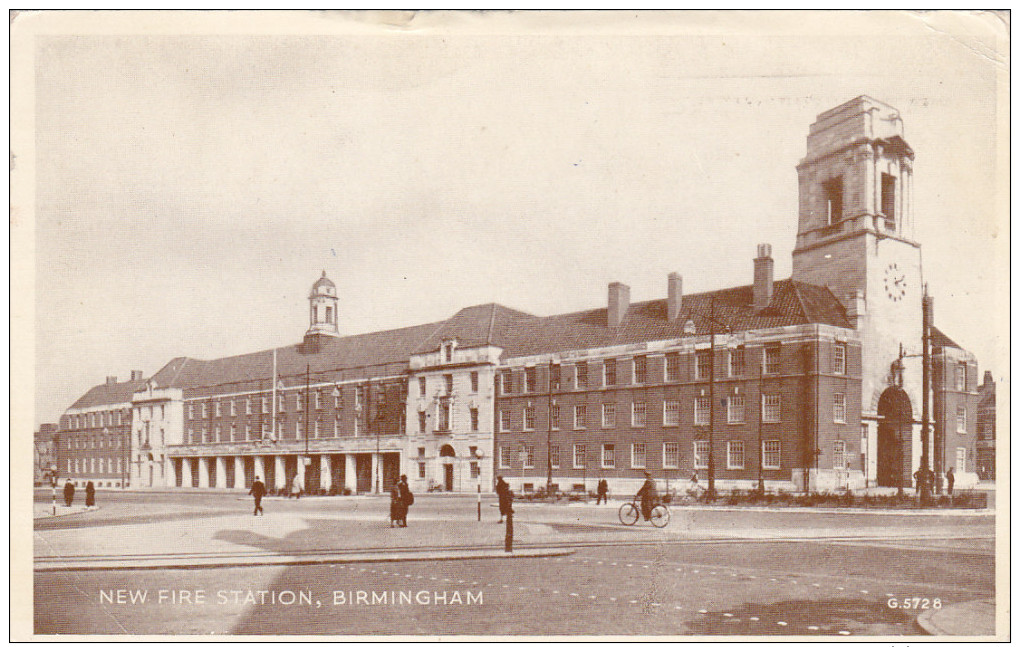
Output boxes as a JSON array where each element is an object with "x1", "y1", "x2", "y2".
[{"x1": 32, "y1": 493, "x2": 997, "y2": 636}]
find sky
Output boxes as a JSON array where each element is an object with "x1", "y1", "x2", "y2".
[{"x1": 18, "y1": 11, "x2": 1008, "y2": 429}]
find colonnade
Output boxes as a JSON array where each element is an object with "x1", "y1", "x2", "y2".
[{"x1": 172, "y1": 453, "x2": 382, "y2": 493}]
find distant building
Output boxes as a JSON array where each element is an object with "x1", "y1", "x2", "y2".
[
  {"x1": 34, "y1": 423, "x2": 58, "y2": 485},
  {"x1": 976, "y1": 371, "x2": 996, "y2": 479},
  {"x1": 53, "y1": 96, "x2": 982, "y2": 494}
]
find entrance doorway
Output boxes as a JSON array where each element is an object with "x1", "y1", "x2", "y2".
[
  {"x1": 381, "y1": 453, "x2": 400, "y2": 489},
  {"x1": 443, "y1": 464, "x2": 454, "y2": 491},
  {"x1": 355, "y1": 454, "x2": 372, "y2": 493},
  {"x1": 439, "y1": 444, "x2": 456, "y2": 491},
  {"x1": 877, "y1": 386, "x2": 913, "y2": 487}
]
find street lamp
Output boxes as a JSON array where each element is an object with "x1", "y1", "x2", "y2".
[{"x1": 473, "y1": 447, "x2": 485, "y2": 521}]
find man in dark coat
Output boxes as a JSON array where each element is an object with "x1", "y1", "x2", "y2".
[
  {"x1": 636, "y1": 472, "x2": 658, "y2": 521},
  {"x1": 397, "y1": 474, "x2": 413, "y2": 527},
  {"x1": 85, "y1": 481, "x2": 96, "y2": 508},
  {"x1": 596, "y1": 479, "x2": 609, "y2": 505},
  {"x1": 495, "y1": 476, "x2": 513, "y2": 523},
  {"x1": 946, "y1": 467, "x2": 955, "y2": 496},
  {"x1": 63, "y1": 480, "x2": 75, "y2": 507},
  {"x1": 249, "y1": 475, "x2": 266, "y2": 516}
]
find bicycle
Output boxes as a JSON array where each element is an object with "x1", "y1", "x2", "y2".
[{"x1": 618, "y1": 497, "x2": 670, "y2": 528}]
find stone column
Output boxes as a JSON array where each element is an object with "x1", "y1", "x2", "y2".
[
  {"x1": 370, "y1": 452, "x2": 380, "y2": 494},
  {"x1": 297, "y1": 455, "x2": 306, "y2": 491},
  {"x1": 181, "y1": 457, "x2": 193, "y2": 488},
  {"x1": 198, "y1": 457, "x2": 210, "y2": 488},
  {"x1": 344, "y1": 454, "x2": 357, "y2": 492},
  {"x1": 234, "y1": 456, "x2": 246, "y2": 489},
  {"x1": 274, "y1": 455, "x2": 286, "y2": 490},
  {"x1": 216, "y1": 456, "x2": 227, "y2": 488},
  {"x1": 320, "y1": 455, "x2": 331, "y2": 492},
  {"x1": 254, "y1": 455, "x2": 266, "y2": 482}
]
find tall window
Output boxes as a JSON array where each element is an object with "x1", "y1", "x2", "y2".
[
  {"x1": 501, "y1": 370, "x2": 514, "y2": 395},
  {"x1": 764, "y1": 344, "x2": 781, "y2": 374},
  {"x1": 833, "y1": 393, "x2": 847, "y2": 424},
  {"x1": 695, "y1": 351, "x2": 711, "y2": 380},
  {"x1": 833, "y1": 344, "x2": 847, "y2": 375},
  {"x1": 444, "y1": 374, "x2": 454, "y2": 395},
  {"x1": 833, "y1": 440, "x2": 847, "y2": 469},
  {"x1": 439, "y1": 403, "x2": 451, "y2": 432},
  {"x1": 727, "y1": 441, "x2": 745, "y2": 469},
  {"x1": 631, "y1": 443, "x2": 646, "y2": 469},
  {"x1": 632, "y1": 402, "x2": 646, "y2": 428},
  {"x1": 694, "y1": 397, "x2": 711, "y2": 426},
  {"x1": 550, "y1": 405, "x2": 560, "y2": 430},
  {"x1": 955, "y1": 363, "x2": 967, "y2": 391},
  {"x1": 575, "y1": 363, "x2": 588, "y2": 389},
  {"x1": 230, "y1": 400, "x2": 237, "y2": 416},
  {"x1": 823, "y1": 176, "x2": 843, "y2": 224},
  {"x1": 602, "y1": 444, "x2": 616, "y2": 469},
  {"x1": 444, "y1": 342, "x2": 453, "y2": 362},
  {"x1": 881, "y1": 173, "x2": 896, "y2": 223},
  {"x1": 633, "y1": 356, "x2": 647, "y2": 384},
  {"x1": 523, "y1": 445, "x2": 535, "y2": 469},
  {"x1": 470, "y1": 407, "x2": 479, "y2": 431},
  {"x1": 956, "y1": 406, "x2": 967, "y2": 433},
  {"x1": 245, "y1": 398, "x2": 252, "y2": 415},
  {"x1": 550, "y1": 446, "x2": 560, "y2": 469},
  {"x1": 470, "y1": 371, "x2": 479, "y2": 393},
  {"x1": 602, "y1": 403, "x2": 615, "y2": 428},
  {"x1": 202, "y1": 402, "x2": 208, "y2": 418},
  {"x1": 549, "y1": 364, "x2": 561, "y2": 391},
  {"x1": 500, "y1": 446, "x2": 511, "y2": 469},
  {"x1": 762, "y1": 394, "x2": 781, "y2": 423},
  {"x1": 574, "y1": 404, "x2": 587, "y2": 429},
  {"x1": 666, "y1": 353, "x2": 680, "y2": 382},
  {"x1": 261, "y1": 396, "x2": 268, "y2": 414},
  {"x1": 663, "y1": 400, "x2": 680, "y2": 427},
  {"x1": 663, "y1": 442, "x2": 680, "y2": 469},
  {"x1": 728, "y1": 347, "x2": 746, "y2": 377},
  {"x1": 500, "y1": 409, "x2": 512, "y2": 432},
  {"x1": 278, "y1": 394, "x2": 285, "y2": 412},
  {"x1": 215, "y1": 400, "x2": 222, "y2": 417},
  {"x1": 524, "y1": 406, "x2": 536, "y2": 431},
  {"x1": 418, "y1": 411, "x2": 426, "y2": 434},
  {"x1": 727, "y1": 395, "x2": 745, "y2": 424},
  {"x1": 956, "y1": 447, "x2": 967, "y2": 472},
  {"x1": 573, "y1": 444, "x2": 587, "y2": 469},
  {"x1": 762, "y1": 440, "x2": 781, "y2": 469},
  {"x1": 603, "y1": 359, "x2": 616, "y2": 386},
  {"x1": 525, "y1": 367, "x2": 537, "y2": 393},
  {"x1": 295, "y1": 393, "x2": 303, "y2": 411},
  {"x1": 694, "y1": 440, "x2": 710, "y2": 469},
  {"x1": 419, "y1": 377, "x2": 427, "y2": 397},
  {"x1": 295, "y1": 421, "x2": 302, "y2": 439}
]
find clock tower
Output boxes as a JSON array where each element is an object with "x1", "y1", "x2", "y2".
[{"x1": 791, "y1": 96, "x2": 924, "y2": 481}]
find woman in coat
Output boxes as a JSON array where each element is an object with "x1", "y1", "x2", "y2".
[
  {"x1": 389, "y1": 478, "x2": 405, "y2": 527},
  {"x1": 85, "y1": 481, "x2": 96, "y2": 508}
]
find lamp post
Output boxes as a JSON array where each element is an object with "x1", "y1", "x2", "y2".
[
  {"x1": 474, "y1": 447, "x2": 485, "y2": 521},
  {"x1": 304, "y1": 364, "x2": 310, "y2": 495}
]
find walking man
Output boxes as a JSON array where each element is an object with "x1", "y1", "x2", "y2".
[
  {"x1": 85, "y1": 481, "x2": 96, "y2": 509},
  {"x1": 495, "y1": 476, "x2": 513, "y2": 523},
  {"x1": 398, "y1": 474, "x2": 413, "y2": 527},
  {"x1": 595, "y1": 479, "x2": 609, "y2": 505},
  {"x1": 946, "y1": 467, "x2": 955, "y2": 496},
  {"x1": 63, "y1": 479, "x2": 75, "y2": 507},
  {"x1": 249, "y1": 475, "x2": 266, "y2": 516}
]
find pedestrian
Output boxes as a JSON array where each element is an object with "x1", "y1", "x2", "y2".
[
  {"x1": 596, "y1": 479, "x2": 609, "y2": 505},
  {"x1": 389, "y1": 478, "x2": 403, "y2": 527},
  {"x1": 398, "y1": 474, "x2": 413, "y2": 527},
  {"x1": 294, "y1": 473, "x2": 304, "y2": 500},
  {"x1": 495, "y1": 476, "x2": 513, "y2": 523},
  {"x1": 63, "y1": 480, "x2": 75, "y2": 507},
  {"x1": 85, "y1": 481, "x2": 96, "y2": 508},
  {"x1": 636, "y1": 472, "x2": 658, "y2": 521},
  {"x1": 249, "y1": 475, "x2": 266, "y2": 515},
  {"x1": 946, "y1": 467, "x2": 955, "y2": 496}
]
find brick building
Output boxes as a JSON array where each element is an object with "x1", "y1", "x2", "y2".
[
  {"x1": 34, "y1": 423, "x2": 58, "y2": 485},
  {"x1": 975, "y1": 370, "x2": 996, "y2": 480},
  {"x1": 52, "y1": 96, "x2": 981, "y2": 494}
]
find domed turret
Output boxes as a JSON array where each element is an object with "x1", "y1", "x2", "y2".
[{"x1": 306, "y1": 271, "x2": 339, "y2": 340}]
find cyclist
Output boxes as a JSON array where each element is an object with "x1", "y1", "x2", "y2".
[{"x1": 635, "y1": 472, "x2": 658, "y2": 521}]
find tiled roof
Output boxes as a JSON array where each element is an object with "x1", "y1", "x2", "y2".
[
  {"x1": 930, "y1": 326, "x2": 961, "y2": 351},
  {"x1": 129, "y1": 278, "x2": 847, "y2": 396},
  {"x1": 68, "y1": 379, "x2": 150, "y2": 410},
  {"x1": 491, "y1": 279, "x2": 850, "y2": 358}
]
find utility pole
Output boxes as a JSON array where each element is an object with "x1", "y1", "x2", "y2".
[
  {"x1": 305, "y1": 363, "x2": 310, "y2": 494},
  {"x1": 757, "y1": 365, "x2": 764, "y2": 496},
  {"x1": 546, "y1": 359, "x2": 554, "y2": 493},
  {"x1": 707, "y1": 297, "x2": 718, "y2": 500},
  {"x1": 920, "y1": 288, "x2": 934, "y2": 506}
]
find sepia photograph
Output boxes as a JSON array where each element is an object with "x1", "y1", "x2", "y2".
[{"x1": 11, "y1": 9, "x2": 1009, "y2": 640}]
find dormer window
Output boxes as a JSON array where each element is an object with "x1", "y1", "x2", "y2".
[
  {"x1": 824, "y1": 176, "x2": 843, "y2": 225},
  {"x1": 443, "y1": 340, "x2": 456, "y2": 363}
]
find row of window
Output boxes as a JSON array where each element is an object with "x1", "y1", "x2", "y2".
[
  {"x1": 66, "y1": 409, "x2": 130, "y2": 430},
  {"x1": 418, "y1": 372, "x2": 480, "y2": 397},
  {"x1": 186, "y1": 417, "x2": 370, "y2": 444},
  {"x1": 65, "y1": 434, "x2": 124, "y2": 450},
  {"x1": 66, "y1": 457, "x2": 123, "y2": 474},
  {"x1": 418, "y1": 405, "x2": 480, "y2": 434},
  {"x1": 187, "y1": 389, "x2": 351, "y2": 421},
  {"x1": 497, "y1": 441, "x2": 790, "y2": 471},
  {"x1": 500, "y1": 345, "x2": 848, "y2": 395},
  {"x1": 822, "y1": 174, "x2": 896, "y2": 226},
  {"x1": 498, "y1": 393, "x2": 850, "y2": 431}
]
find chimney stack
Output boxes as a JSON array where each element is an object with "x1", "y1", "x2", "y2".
[
  {"x1": 753, "y1": 243, "x2": 774, "y2": 310},
  {"x1": 105, "y1": 376, "x2": 118, "y2": 385},
  {"x1": 608, "y1": 282, "x2": 630, "y2": 328},
  {"x1": 667, "y1": 273, "x2": 683, "y2": 321},
  {"x1": 130, "y1": 370, "x2": 144, "y2": 381}
]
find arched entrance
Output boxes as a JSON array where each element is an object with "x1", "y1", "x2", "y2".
[
  {"x1": 439, "y1": 444, "x2": 456, "y2": 491},
  {"x1": 876, "y1": 386, "x2": 913, "y2": 488}
]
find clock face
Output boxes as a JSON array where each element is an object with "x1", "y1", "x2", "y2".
[{"x1": 883, "y1": 262, "x2": 907, "y2": 301}]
